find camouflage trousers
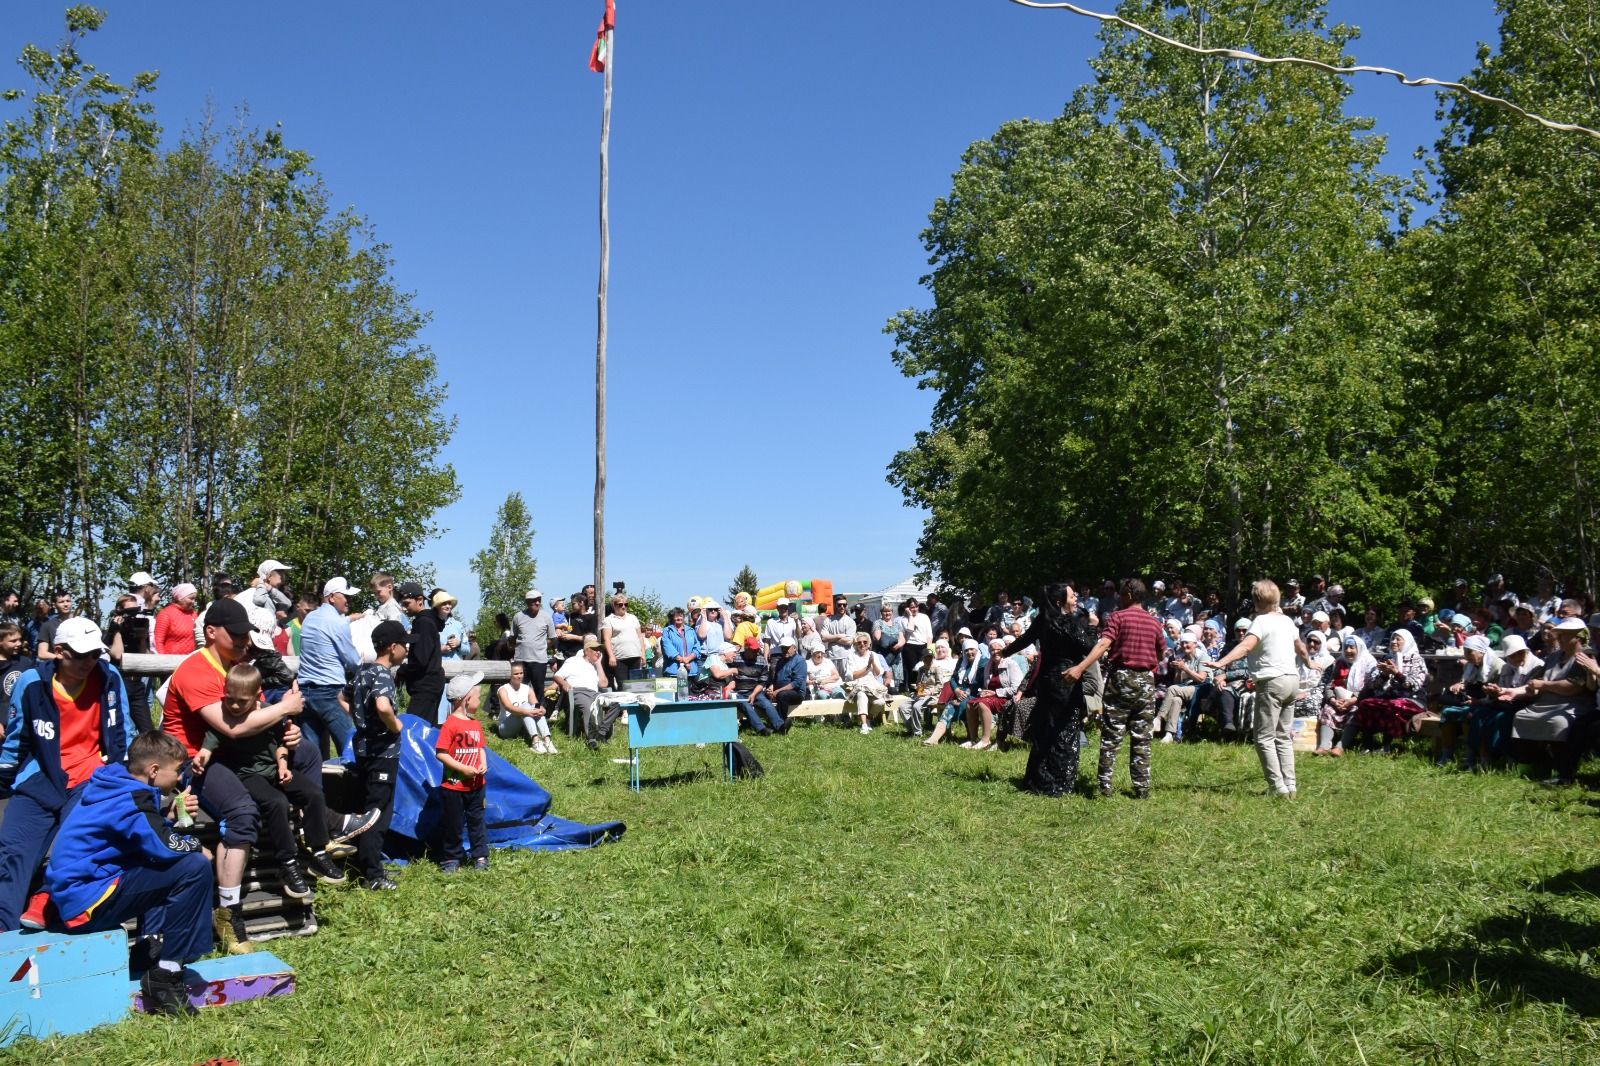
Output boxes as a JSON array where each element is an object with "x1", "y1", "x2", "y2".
[{"x1": 1098, "y1": 667, "x2": 1157, "y2": 795}]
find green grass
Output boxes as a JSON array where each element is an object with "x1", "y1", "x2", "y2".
[{"x1": 12, "y1": 724, "x2": 1600, "y2": 1064}]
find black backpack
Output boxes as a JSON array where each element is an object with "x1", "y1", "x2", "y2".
[{"x1": 728, "y1": 741, "x2": 765, "y2": 779}]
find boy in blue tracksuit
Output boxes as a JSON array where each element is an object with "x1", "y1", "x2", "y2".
[
  {"x1": 0, "y1": 618, "x2": 130, "y2": 930},
  {"x1": 41, "y1": 730, "x2": 212, "y2": 1016}
]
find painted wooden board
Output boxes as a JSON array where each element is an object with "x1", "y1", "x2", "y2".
[
  {"x1": 131, "y1": 951, "x2": 295, "y2": 1013},
  {"x1": 0, "y1": 928, "x2": 129, "y2": 1048},
  {"x1": 626, "y1": 700, "x2": 740, "y2": 790}
]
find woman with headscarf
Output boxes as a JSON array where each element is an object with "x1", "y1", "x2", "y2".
[
  {"x1": 1468, "y1": 633, "x2": 1542, "y2": 769},
  {"x1": 997, "y1": 583, "x2": 1098, "y2": 796},
  {"x1": 924, "y1": 638, "x2": 985, "y2": 747},
  {"x1": 1438, "y1": 634, "x2": 1502, "y2": 766},
  {"x1": 1201, "y1": 616, "x2": 1226, "y2": 659},
  {"x1": 1348, "y1": 629, "x2": 1430, "y2": 751},
  {"x1": 1293, "y1": 630, "x2": 1335, "y2": 719},
  {"x1": 905, "y1": 639, "x2": 957, "y2": 737},
  {"x1": 1315, "y1": 634, "x2": 1377, "y2": 755}
]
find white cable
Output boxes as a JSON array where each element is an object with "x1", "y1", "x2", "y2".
[{"x1": 1005, "y1": 0, "x2": 1600, "y2": 143}]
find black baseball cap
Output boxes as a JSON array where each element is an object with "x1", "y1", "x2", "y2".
[
  {"x1": 204, "y1": 597, "x2": 254, "y2": 636},
  {"x1": 371, "y1": 620, "x2": 410, "y2": 651},
  {"x1": 396, "y1": 580, "x2": 426, "y2": 600}
]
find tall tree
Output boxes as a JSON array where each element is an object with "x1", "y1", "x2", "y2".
[
  {"x1": 469, "y1": 492, "x2": 538, "y2": 647},
  {"x1": 888, "y1": 0, "x2": 1428, "y2": 602},
  {"x1": 0, "y1": 9, "x2": 460, "y2": 610},
  {"x1": 1402, "y1": 0, "x2": 1600, "y2": 598},
  {"x1": 727, "y1": 564, "x2": 759, "y2": 606}
]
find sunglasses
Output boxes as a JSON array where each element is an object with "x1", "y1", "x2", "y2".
[{"x1": 57, "y1": 646, "x2": 98, "y2": 660}]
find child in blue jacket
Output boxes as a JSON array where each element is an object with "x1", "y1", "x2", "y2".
[{"x1": 40, "y1": 730, "x2": 213, "y2": 1016}]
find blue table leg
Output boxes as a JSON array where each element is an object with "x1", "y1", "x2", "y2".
[{"x1": 726, "y1": 742, "x2": 734, "y2": 782}]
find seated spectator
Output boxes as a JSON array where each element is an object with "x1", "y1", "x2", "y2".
[
  {"x1": 0, "y1": 618, "x2": 131, "y2": 930},
  {"x1": 1506, "y1": 617, "x2": 1596, "y2": 785},
  {"x1": 1470, "y1": 633, "x2": 1543, "y2": 769},
  {"x1": 1348, "y1": 630, "x2": 1430, "y2": 751},
  {"x1": 1355, "y1": 607, "x2": 1387, "y2": 650},
  {"x1": 805, "y1": 644, "x2": 843, "y2": 700},
  {"x1": 1315, "y1": 634, "x2": 1377, "y2": 756},
  {"x1": 1157, "y1": 631, "x2": 1210, "y2": 741},
  {"x1": 1201, "y1": 617, "x2": 1226, "y2": 659},
  {"x1": 765, "y1": 636, "x2": 806, "y2": 727},
  {"x1": 906, "y1": 639, "x2": 956, "y2": 739},
  {"x1": 925, "y1": 639, "x2": 984, "y2": 747},
  {"x1": 497, "y1": 662, "x2": 557, "y2": 754},
  {"x1": 556, "y1": 637, "x2": 612, "y2": 749},
  {"x1": 1293, "y1": 630, "x2": 1335, "y2": 719},
  {"x1": 1438, "y1": 634, "x2": 1501, "y2": 766},
  {"x1": 691, "y1": 644, "x2": 737, "y2": 701},
  {"x1": 731, "y1": 638, "x2": 786, "y2": 736},
  {"x1": 39, "y1": 731, "x2": 212, "y2": 1016},
  {"x1": 1187, "y1": 617, "x2": 1252, "y2": 738},
  {"x1": 967, "y1": 637, "x2": 1024, "y2": 752},
  {"x1": 194, "y1": 663, "x2": 351, "y2": 898},
  {"x1": 730, "y1": 607, "x2": 762, "y2": 651},
  {"x1": 0, "y1": 621, "x2": 35, "y2": 738},
  {"x1": 843, "y1": 632, "x2": 890, "y2": 735}
]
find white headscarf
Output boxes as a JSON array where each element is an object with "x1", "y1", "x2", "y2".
[
  {"x1": 1343, "y1": 634, "x2": 1379, "y2": 694},
  {"x1": 1304, "y1": 631, "x2": 1334, "y2": 671}
]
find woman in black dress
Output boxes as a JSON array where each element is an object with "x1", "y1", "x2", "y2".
[{"x1": 1001, "y1": 582, "x2": 1097, "y2": 796}]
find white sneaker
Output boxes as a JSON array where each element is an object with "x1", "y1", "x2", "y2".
[
  {"x1": 1159, "y1": 733, "x2": 1176, "y2": 744},
  {"x1": 859, "y1": 722, "x2": 872, "y2": 735},
  {"x1": 531, "y1": 737, "x2": 547, "y2": 754},
  {"x1": 543, "y1": 740, "x2": 559, "y2": 754}
]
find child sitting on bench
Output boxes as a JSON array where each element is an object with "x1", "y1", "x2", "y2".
[
  {"x1": 41, "y1": 731, "x2": 212, "y2": 1016},
  {"x1": 193, "y1": 663, "x2": 337, "y2": 900}
]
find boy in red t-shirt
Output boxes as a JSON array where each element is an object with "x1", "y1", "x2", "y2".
[{"x1": 433, "y1": 672, "x2": 488, "y2": 873}]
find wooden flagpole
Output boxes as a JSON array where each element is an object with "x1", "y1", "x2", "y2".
[{"x1": 594, "y1": 20, "x2": 613, "y2": 608}]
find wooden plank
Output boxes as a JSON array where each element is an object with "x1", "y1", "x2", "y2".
[
  {"x1": 131, "y1": 951, "x2": 295, "y2": 1013},
  {"x1": 626, "y1": 701, "x2": 740, "y2": 750},
  {"x1": 0, "y1": 929, "x2": 129, "y2": 1047}
]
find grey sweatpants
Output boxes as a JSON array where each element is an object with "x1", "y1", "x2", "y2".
[{"x1": 1253, "y1": 674, "x2": 1301, "y2": 794}]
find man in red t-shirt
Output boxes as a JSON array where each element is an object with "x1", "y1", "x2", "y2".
[
  {"x1": 164, "y1": 598, "x2": 305, "y2": 944},
  {"x1": 1067, "y1": 577, "x2": 1166, "y2": 799},
  {"x1": 0, "y1": 618, "x2": 132, "y2": 930}
]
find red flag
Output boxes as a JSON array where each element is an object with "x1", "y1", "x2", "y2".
[{"x1": 588, "y1": 0, "x2": 616, "y2": 73}]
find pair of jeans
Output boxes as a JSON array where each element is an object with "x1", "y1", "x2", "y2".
[
  {"x1": 354, "y1": 756, "x2": 397, "y2": 884},
  {"x1": 299, "y1": 683, "x2": 354, "y2": 761},
  {"x1": 438, "y1": 788, "x2": 487, "y2": 863},
  {"x1": 69, "y1": 851, "x2": 214, "y2": 965},
  {"x1": 238, "y1": 768, "x2": 329, "y2": 862},
  {"x1": 0, "y1": 785, "x2": 84, "y2": 930},
  {"x1": 737, "y1": 694, "x2": 785, "y2": 733}
]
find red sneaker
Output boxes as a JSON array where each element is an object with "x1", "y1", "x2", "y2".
[{"x1": 19, "y1": 891, "x2": 53, "y2": 931}]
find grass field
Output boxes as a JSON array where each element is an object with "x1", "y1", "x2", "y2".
[{"x1": 11, "y1": 719, "x2": 1600, "y2": 1064}]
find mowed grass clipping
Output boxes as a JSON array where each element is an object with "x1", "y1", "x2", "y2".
[{"x1": 12, "y1": 721, "x2": 1600, "y2": 1064}]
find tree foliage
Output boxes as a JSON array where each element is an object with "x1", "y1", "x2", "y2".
[
  {"x1": 0, "y1": 9, "x2": 459, "y2": 611},
  {"x1": 1401, "y1": 0, "x2": 1600, "y2": 598},
  {"x1": 727, "y1": 564, "x2": 759, "y2": 606},
  {"x1": 469, "y1": 492, "x2": 537, "y2": 648},
  {"x1": 888, "y1": 0, "x2": 1513, "y2": 607}
]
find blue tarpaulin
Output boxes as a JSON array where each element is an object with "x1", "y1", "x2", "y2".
[{"x1": 382, "y1": 715, "x2": 625, "y2": 858}]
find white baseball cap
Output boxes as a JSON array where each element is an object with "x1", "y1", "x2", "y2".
[
  {"x1": 258, "y1": 559, "x2": 292, "y2": 579},
  {"x1": 127, "y1": 571, "x2": 157, "y2": 589},
  {"x1": 524, "y1": 588, "x2": 543, "y2": 601},
  {"x1": 776, "y1": 597, "x2": 790, "y2": 607},
  {"x1": 779, "y1": 635, "x2": 796, "y2": 648},
  {"x1": 323, "y1": 577, "x2": 358, "y2": 598},
  {"x1": 54, "y1": 617, "x2": 105, "y2": 655},
  {"x1": 445, "y1": 671, "x2": 484, "y2": 702}
]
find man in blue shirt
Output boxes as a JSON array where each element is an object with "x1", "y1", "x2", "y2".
[
  {"x1": 767, "y1": 635, "x2": 807, "y2": 727},
  {"x1": 297, "y1": 577, "x2": 361, "y2": 758}
]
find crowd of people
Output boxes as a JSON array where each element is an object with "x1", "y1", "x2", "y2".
[{"x1": 0, "y1": 564, "x2": 1595, "y2": 1016}]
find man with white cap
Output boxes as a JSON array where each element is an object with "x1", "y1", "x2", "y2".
[
  {"x1": 511, "y1": 589, "x2": 558, "y2": 721},
  {"x1": 0, "y1": 617, "x2": 132, "y2": 930},
  {"x1": 1508, "y1": 616, "x2": 1597, "y2": 785},
  {"x1": 298, "y1": 577, "x2": 362, "y2": 757},
  {"x1": 762, "y1": 599, "x2": 797, "y2": 653}
]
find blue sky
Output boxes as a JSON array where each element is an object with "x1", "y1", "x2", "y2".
[{"x1": 8, "y1": 1, "x2": 1504, "y2": 615}]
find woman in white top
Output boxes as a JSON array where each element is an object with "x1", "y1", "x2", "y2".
[
  {"x1": 844, "y1": 632, "x2": 889, "y2": 735},
  {"x1": 806, "y1": 645, "x2": 843, "y2": 699},
  {"x1": 496, "y1": 662, "x2": 558, "y2": 754},
  {"x1": 1209, "y1": 579, "x2": 1312, "y2": 797},
  {"x1": 601, "y1": 595, "x2": 645, "y2": 680}
]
